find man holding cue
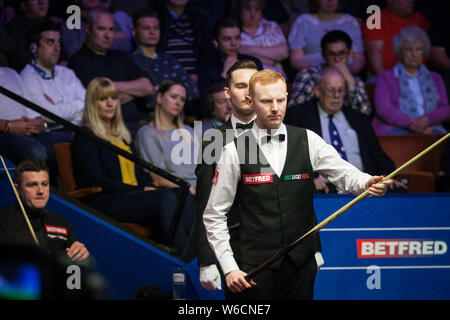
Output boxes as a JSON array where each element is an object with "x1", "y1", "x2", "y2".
[{"x1": 203, "y1": 69, "x2": 392, "y2": 299}]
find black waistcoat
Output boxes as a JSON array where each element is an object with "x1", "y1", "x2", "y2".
[{"x1": 234, "y1": 125, "x2": 321, "y2": 269}]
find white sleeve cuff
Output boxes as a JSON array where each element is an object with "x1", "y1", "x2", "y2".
[{"x1": 219, "y1": 256, "x2": 240, "y2": 276}]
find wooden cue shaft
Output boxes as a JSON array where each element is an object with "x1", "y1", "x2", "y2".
[
  {"x1": 0, "y1": 156, "x2": 40, "y2": 246},
  {"x1": 245, "y1": 133, "x2": 450, "y2": 281}
]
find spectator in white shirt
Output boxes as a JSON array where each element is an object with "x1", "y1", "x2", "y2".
[
  {"x1": 0, "y1": 67, "x2": 47, "y2": 164},
  {"x1": 18, "y1": 21, "x2": 85, "y2": 175},
  {"x1": 21, "y1": 21, "x2": 86, "y2": 127}
]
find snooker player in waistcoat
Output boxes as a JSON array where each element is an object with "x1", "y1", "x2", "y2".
[{"x1": 203, "y1": 68, "x2": 393, "y2": 300}]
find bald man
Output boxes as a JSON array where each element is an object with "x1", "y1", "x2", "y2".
[{"x1": 285, "y1": 67, "x2": 406, "y2": 193}]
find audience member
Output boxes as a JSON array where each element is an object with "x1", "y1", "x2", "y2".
[
  {"x1": 68, "y1": 8, "x2": 154, "y2": 135},
  {"x1": 5, "y1": 0, "x2": 57, "y2": 72},
  {"x1": 21, "y1": 22, "x2": 85, "y2": 126},
  {"x1": 157, "y1": 0, "x2": 212, "y2": 83},
  {"x1": 71, "y1": 77, "x2": 195, "y2": 252},
  {"x1": 0, "y1": 159, "x2": 90, "y2": 264},
  {"x1": 131, "y1": 8, "x2": 199, "y2": 113},
  {"x1": 373, "y1": 26, "x2": 450, "y2": 135},
  {"x1": 60, "y1": 0, "x2": 132, "y2": 58},
  {"x1": 289, "y1": 30, "x2": 371, "y2": 116},
  {"x1": 0, "y1": 67, "x2": 47, "y2": 163},
  {"x1": 363, "y1": 0, "x2": 429, "y2": 77},
  {"x1": 234, "y1": 0, "x2": 288, "y2": 75},
  {"x1": 285, "y1": 67, "x2": 406, "y2": 193},
  {"x1": 19, "y1": 22, "x2": 85, "y2": 167},
  {"x1": 232, "y1": 0, "x2": 310, "y2": 27},
  {"x1": 136, "y1": 79, "x2": 198, "y2": 194},
  {"x1": 288, "y1": 0, "x2": 365, "y2": 73},
  {"x1": 198, "y1": 18, "x2": 263, "y2": 118},
  {"x1": 202, "y1": 81, "x2": 232, "y2": 132}
]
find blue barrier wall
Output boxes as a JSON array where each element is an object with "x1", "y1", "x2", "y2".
[
  {"x1": 2, "y1": 159, "x2": 449, "y2": 299},
  {"x1": 313, "y1": 193, "x2": 450, "y2": 300}
]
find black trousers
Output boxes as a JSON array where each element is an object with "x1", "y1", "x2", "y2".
[{"x1": 226, "y1": 255, "x2": 317, "y2": 300}]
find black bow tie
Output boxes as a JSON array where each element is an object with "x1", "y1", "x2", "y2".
[
  {"x1": 263, "y1": 134, "x2": 286, "y2": 143},
  {"x1": 236, "y1": 122, "x2": 254, "y2": 130}
]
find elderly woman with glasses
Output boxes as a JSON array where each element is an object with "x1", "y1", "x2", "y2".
[{"x1": 373, "y1": 26, "x2": 450, "y2": 135}]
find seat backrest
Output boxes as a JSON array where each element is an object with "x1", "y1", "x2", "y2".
[
  {"x1": 378, "y1": 134, "x2": 446, "y2": 174},
  {"x1": 54, "y1": 142, "x2": 76, "y2": 194}
]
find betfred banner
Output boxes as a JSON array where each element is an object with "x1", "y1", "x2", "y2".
[{"x1": 356, "y1": 239, "x2": 448, "y2": 258}]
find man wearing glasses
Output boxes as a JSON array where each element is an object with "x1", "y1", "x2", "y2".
[
  {"x1": 285, "y1": 67, "x2": 406, "y2": 194},
  {"x1": 288, "y1": 30, "x2": 371, "y2": 116}
]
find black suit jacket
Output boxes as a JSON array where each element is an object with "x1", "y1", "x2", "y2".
[
  {"x1": 285, "y1": 99, "x2": 395, "y2": 176},
  {"x1": 195, "y1": 119, "x2": 241, "y2": 266},
  {"x1": 71, "y1": 128, "x2": 152, "y2": 195}
]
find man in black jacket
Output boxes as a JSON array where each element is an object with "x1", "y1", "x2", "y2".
[
  {"x1": 285, "y1": 67, "x2": 406, "y2": 193},
  {"x1": 196, "y1": 60, "x2": 258, "y2": 293},
  {"x1": 0, "y1": 159, "x2": 90, "y2": 263}
]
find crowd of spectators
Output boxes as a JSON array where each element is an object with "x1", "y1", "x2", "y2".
[{"x1": 1, "y1": 0, "x2": 450, "y2": 250}]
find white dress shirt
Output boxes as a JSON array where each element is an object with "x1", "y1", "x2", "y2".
[
  {"x1": 20, "y1": 64, "x2": 86, "y2": 124},
  {"x1": 204, "y1": 122, "x2": 372, "y2": 275},
  {"x1": 0, "y1": 67, "x2": 30, "y2": 120}
]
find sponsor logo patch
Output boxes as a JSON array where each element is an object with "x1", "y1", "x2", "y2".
[
  {"x1": 45, "y1": 225, "x2": 68, "y2": 235},
  {"x1": 212, "y1": 169, "x2": 219, "y2": 185},
  {"x1": 283, "y1": 173, "x2": 310, "y2": 181},
  {"x1": 242, "y1": 173, "x2": 273, "y2": 184},
  {"x1": 47, "y1": 234, "x2": 68, "y2": 241}
]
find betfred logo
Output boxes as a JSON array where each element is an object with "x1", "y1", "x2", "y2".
[
  {"x1": 212, "y1": 169, "x2": 219, "y2": 185},
  {"x1": 242, "y1": 173, "x2": 273, "y2": 184},
  {"x1": 356, "y1": 239, "x2": 447, "y2": 258},
  {"x1": 45, "y1": 225, "x2": 68, "y2": 235}
]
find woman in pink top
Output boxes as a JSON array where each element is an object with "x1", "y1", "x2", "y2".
[{"x1": 373, "y1": 26, "x2": 450, "y2": 135}]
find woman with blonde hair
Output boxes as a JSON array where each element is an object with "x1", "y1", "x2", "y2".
[
  {"x1": 81, "y1": 77, "x2": 131, "y2": 145},
  {"x1": 136, "y1": 79, "x2": 198, "y2": 195},
  {"x1": 72, "y1": 77, "x2": 196, "y2": 252}
]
